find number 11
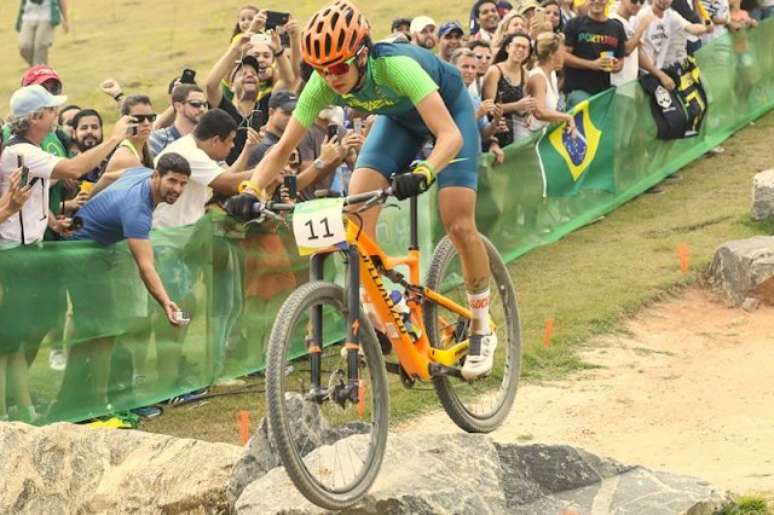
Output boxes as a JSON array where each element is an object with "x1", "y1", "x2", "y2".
[{"x1": 305, "y1": 217, "x2": 334, "y2": 240}]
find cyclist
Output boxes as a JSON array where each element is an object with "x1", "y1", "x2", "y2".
[{"x1": 231, "y1": 0, "x2": 496, "y2": 379}]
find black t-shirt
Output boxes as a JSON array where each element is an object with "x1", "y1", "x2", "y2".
[
  {"x1": 562, "y1": 15, "x2": 627, "y2": 95},
  {"x1": 247, "y1": 131, "x2": 280, "y2": 168},
  {"x1": 218, "y1": 94, "x2": 270, "y2": 165}
]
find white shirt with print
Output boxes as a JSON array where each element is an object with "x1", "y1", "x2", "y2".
[
  {"x1": 0, "y1": 143, "x2": 62, "y2": 244},
  {"x1": 152, "y1": 134, "x2": 224, "y2": 228},
  {"x1": 632, "y1": 6, "x2": 691, "y2": 70}
]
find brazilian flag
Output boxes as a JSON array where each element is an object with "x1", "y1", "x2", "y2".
[{"x1": 537, "y1": 88, "x2": 616, "y2": 197}]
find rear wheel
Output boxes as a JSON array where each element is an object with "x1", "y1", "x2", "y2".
[
  {"x1": 265, "y1": 281, "x2": 389, "y2": 510},
  {"x1": 424, "y1": 235, "x2": 521, "y2": 433}
]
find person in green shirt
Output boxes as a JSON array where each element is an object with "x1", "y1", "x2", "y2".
[{"x1": 16, "y1": 0, "x2": 69, "y2": 66}]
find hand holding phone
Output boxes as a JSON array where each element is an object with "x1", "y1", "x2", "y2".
[{"x1": 17, "y1": 156, "x2": 30, "y2": 188}]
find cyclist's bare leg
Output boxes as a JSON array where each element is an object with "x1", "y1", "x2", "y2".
[
  {"x1": 346, "y1": 167, "x2": 390, "y2": 237},
  {"x1": 438, "y1": 187, "x2": 491, "y2": 335}
]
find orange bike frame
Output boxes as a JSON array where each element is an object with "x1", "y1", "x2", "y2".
[{"x1": 346, "y1": 216, "x2": 473, "y2": 381}]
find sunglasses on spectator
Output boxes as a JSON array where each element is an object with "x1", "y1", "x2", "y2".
[
  {"x1": 186, "y1": 100, "x2": 208, "y2": 109},
  {"x1": 132, "y1": 113, "x2": 158, "y2": 123},
  {"x1": 317, "y1": 46, "x2": 366, "y2": 77},
  {"x1": 473, "y1": 53, "x2": 491, "y2": 60}
]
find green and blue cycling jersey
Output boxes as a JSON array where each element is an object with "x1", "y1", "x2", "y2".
[{"x1": 293, "y1": 42, "x2": 480, "y2": 190}]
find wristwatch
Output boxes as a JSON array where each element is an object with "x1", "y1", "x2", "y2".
[{"x1": 313, "y1": 158, "x2": 326, "y2": 171}]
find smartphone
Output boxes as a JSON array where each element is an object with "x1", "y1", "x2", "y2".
[
  {"x1": 249, "y1": 109, "x2": 265, "y2": 131},
  {"x1": 327, "y1": 124, "x2": 339, "y2": 141},
  {"x1": 70, "y1": 216, "x2": 84, "y2": 231},
  {"x1": 283, "y1": 174, "x2": 297, "y2": 199},
  {"x1": 265, "y1": 11, "x2": 290, "y2": 30},
  {"x1": 174, "y1": 311, "x2": 192, "y2": 325},
  {"x1": 17, "y1": 155, "x2": 29, "y2": 188},
  {"x1": 129, "y1": 125, "x2": 139, "y2": 136},
  {"x1": 180, "y1": 68, "x2": 197, "y2": 84},
  {"x1": 353, "y1": 118, "x2": 363, "y2": 133},
  {"x1": 250, "y1": 33, "x2": 272, "y2": 46},
  {"x1": 534, "y1": 6, "x2": 547, "y2": 28}
]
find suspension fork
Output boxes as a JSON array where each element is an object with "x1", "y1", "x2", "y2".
[
  {"x1": 306, "y1": 248, "x2": 361, "y2": 404},
  {"x1": 307, "y1": 252, "x2": 328, "y2": 402}
]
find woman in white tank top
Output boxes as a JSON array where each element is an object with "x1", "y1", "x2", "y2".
[{"x1": 526, "y1": 32, "x2": 577, "y2": 135}]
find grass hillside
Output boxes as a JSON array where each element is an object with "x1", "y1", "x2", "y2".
[{"x1": 0, "y1": 0, "x2": 472, "y2": 118}]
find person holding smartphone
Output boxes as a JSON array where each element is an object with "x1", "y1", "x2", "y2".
[{"x1": 0, "y1": 169, "x2": 32, "y2": 224}]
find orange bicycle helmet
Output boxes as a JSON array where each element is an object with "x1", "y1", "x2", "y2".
[{"x1": 301, "y1": 0, "x2": 370, "y2": 68}]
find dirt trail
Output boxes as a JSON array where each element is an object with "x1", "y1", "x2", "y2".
[{"x1": 398, "y1": 287, "x2": 774, "y2": 495}]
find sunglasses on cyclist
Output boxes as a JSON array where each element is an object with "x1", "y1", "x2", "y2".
[
  {"x1": 317, "y1": 45, "x2": 366, "y2": 76},
  {"x1": 185, "y1": 100, "x2": 208, "y2": 109},
  {"x1": 132, "y1": 113, "x2": 158, "y2": 123}
]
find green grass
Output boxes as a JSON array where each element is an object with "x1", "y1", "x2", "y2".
[{"x1": 719, "y1": 495, "x2": 774, "y2": 515}]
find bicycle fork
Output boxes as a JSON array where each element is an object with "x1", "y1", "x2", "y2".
[{"x1": 306, "y1": 248, "x2": 362, "y2": 407}]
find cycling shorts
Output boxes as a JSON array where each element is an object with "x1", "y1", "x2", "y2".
[{"x1": 354, "y1": 90, "x2": 480, "y2": 191}]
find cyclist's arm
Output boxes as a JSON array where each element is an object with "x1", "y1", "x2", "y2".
[
  {"x1": 380, "y1": 56, "x2": 463, "y2": 174},
  {"x1": 248, "y1": 118, "x2": 307, "y2": 191},
  {"x1": 415, "y1": 93, "x2": 463, "y2": 174}
]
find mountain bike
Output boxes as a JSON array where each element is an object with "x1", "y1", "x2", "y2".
[{"x1": 238, "y1": 187, "x2": 521, "y2": 510}]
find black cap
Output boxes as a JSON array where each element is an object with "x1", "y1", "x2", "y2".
[
  {"x1": 268, "y1": 89, "x2": 298, "y2": 111},
  {"x1": 235, "y1": 55, "x2": 261, "y2": 73},
  {"x1": 391, "y1": 17, "x2": 412, "y2": 31}
]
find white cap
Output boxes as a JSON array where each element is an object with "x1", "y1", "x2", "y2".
[
  {"x1": 410, "y1": 16, "x2": 436, "y2": 34},
  {"x1": 10, "y1": 84, "x2": 67, "y2": 118}
]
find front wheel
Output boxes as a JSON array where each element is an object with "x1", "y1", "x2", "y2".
[
  {"x1": 265, "y1": 281, "x2": 389, "y2": 510},
  {"x1": 424, "y1": 235, "x2": 522, "y2": 433}
]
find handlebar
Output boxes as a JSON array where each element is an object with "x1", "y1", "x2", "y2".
[{"x1": 244, "y1": 187, "x2": 394, "y2": 219}]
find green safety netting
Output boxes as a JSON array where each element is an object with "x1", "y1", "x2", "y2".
[{"x1": 0, "y1": 22, "x2": 772, "y2": 424}]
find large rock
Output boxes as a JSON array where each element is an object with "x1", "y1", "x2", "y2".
[
  {"x1": 0, "y1": 421, "x2": 241, "y2": 514},
  {"x1": 706, "y1": 236, "x2": 774, "y2": 306},
  {"x1": 228, "y1": 393, "x2": 369, "y2": 505},
  {"x1": 751, "y1": 169, "x2": 774, "y2": 220},
  {"x1": 234, "y1": 434, "x2": 732, "y2": 514}
]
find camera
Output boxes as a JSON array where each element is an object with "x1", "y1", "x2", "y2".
[{"x1": 180, "y1": 68, "x2": 197, "y2": 84}]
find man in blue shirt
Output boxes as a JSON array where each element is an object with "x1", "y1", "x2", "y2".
[{"x1": 72, "y1": 152, "x2": 191, "y2": 326}]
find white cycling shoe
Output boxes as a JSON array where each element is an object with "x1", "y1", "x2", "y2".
[{"x1": 461, "y1": 332, "x2": 498, "y2": 380}]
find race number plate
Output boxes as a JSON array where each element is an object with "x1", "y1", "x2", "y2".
[{"x1": 292, "y1": 198, "x2": 347, "y2": 256}]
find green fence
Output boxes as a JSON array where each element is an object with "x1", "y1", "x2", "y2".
[{"x1": 1, "y1": 22, "x2": 772, "y2": 424}]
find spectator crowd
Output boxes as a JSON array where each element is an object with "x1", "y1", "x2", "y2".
[{"x1": 0, "y1": 0, "x2": 768, "y2": 422}]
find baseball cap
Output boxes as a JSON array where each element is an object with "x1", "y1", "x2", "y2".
[
  {"x1": 518, "y1": 0, "x2": 540, "y2": 15},
  {"x1": 268, "y1": 90, "x2": 298, "y2": 111},
  {"x1": 391, "y1": 17, "x2": 412, "y2": 32},
  {"x1": 438, "y1": 21, "x2": 464, "y2": 38},
  {"x1": 497, "y1": 0, "x2": 514, "y2": 17},
  {"x1": 21, "y1": 65, "x2": 61, "y2": 87},
  {"x1": 234, "y1": 55, "x2": 261, "y2": 73},
  {"x1": 10, "y1": 85, "x2": 67, "y2": 118},
  {"x1": 410, "y1": 15, "x2": 436, "y2": 34}
]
